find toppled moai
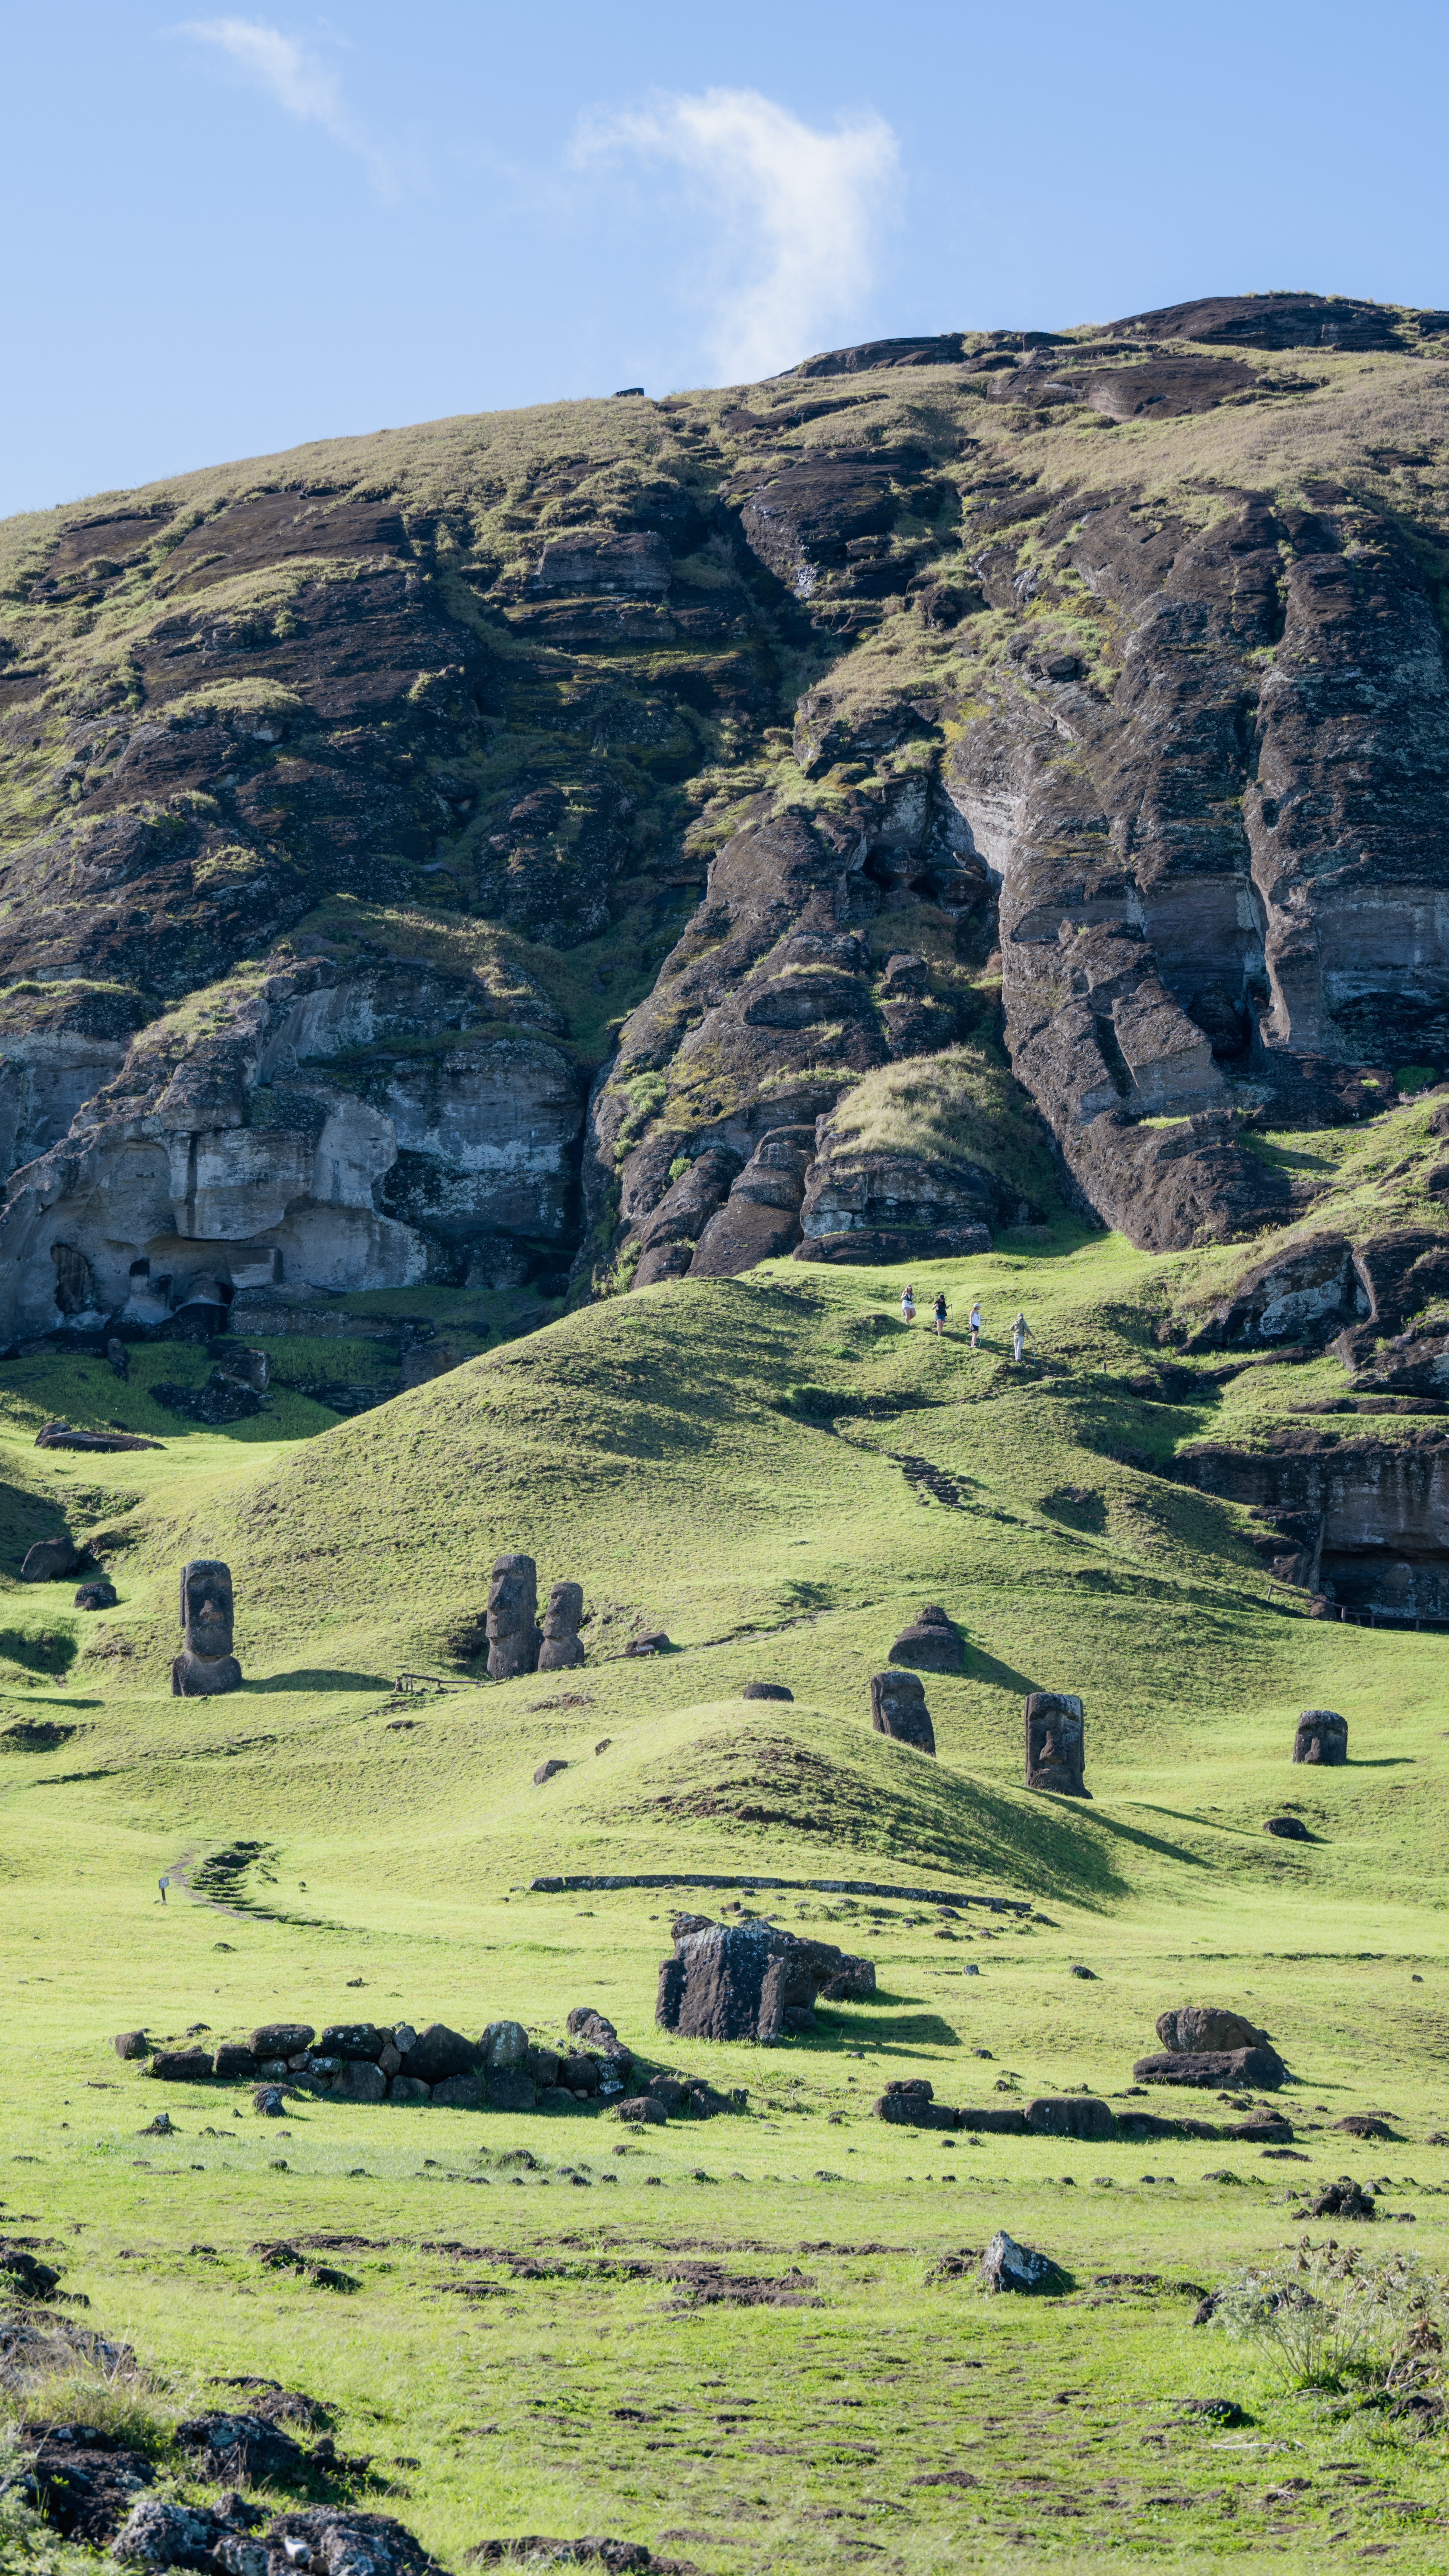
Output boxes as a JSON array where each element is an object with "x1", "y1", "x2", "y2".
[
  {"x1": 656, "y1": 1917, "x2": 875, "y2": 2042},
  {"x1": 486, "y1": 1553, "x2": 539, "y2": 1679},
  {"x1": 887, "y1": 1604, "x2": 965, "y2": 1674},
  {"x1": 1024, "y1": 1692, "x2": 1088, "y2": 1795},
  {"x1": 172, "y1": 1560, "x2": 242, "y2": 1697},
  {"x1": 870, "y1": 1669, "x2": 936, "y2": 1755},
  {"x1": 1294, "y1": 1707, "x2": 1348, "y2": 1765},
  {"x1": 538, "y1": 1580, "x2": 585, "y2": 1672},
  {"x1": 1132, "y1": 2004, "x2": 1287, "y2": 2089}
]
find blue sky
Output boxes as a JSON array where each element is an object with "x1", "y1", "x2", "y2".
[{"x1": 5, "y1": 0, "x2": 1446, "y2": 518}]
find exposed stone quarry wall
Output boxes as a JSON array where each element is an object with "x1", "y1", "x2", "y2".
[{"x1": 7, "y1": 288, "x2": 1449, "y2": 1329}]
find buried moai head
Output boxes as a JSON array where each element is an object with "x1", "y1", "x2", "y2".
[
  {"x1": 1293, "y1": 1707, "x2": 1348, "y2": 1766},
  {"x1": 172, "y1": 1559, "x2": 242, "y2": 1697},
  {"x1": 1024, "y1": 1692, "x2": 1088, "y2": 1797},
  {"x1": 487, "y1": 1552, "x2": 540, "y2": 1680},
  {"x1": 538, "y1": 1580, "x2": 585, "y2": 1672},
  {"x1": 870, "y1": 1668, "x2": 936, "y2": 1756}
]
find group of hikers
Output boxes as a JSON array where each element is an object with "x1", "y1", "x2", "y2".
[{"x1": 899, "y1": 1283, "x2": 1033, "y2": 1361}]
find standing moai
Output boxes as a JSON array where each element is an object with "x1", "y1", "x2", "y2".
[
  {"x1": 487, "y1": 1553, "x2": 540, "y2": 1679},
  {"x1": 870, "y1": 1670, "x2": 936, "y2": 1756},
  {"x1": 1024, "y1": 1692, "x2": 1089, "y2": 1796},
  {"x1": 172, "y1": 1559, "x2": 243, "y2": 1696},
  {"x1": 1293, "y1": 1708, "x2": 1348, "y2": 1765},
  {"x1": 538, "y1": 1580, "x2": 586, "y2": 1671}
]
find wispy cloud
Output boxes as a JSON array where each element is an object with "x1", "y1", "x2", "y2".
[
  {"x1": 572, "y1": 87, "x2": 899, "y2": 382},
  {"x1": 179, "y1": 18, "x2": 397, "y2": 198}
]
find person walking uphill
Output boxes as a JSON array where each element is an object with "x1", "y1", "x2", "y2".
[
  {"x1": 933, "y1": 1291, "x2": 948, "y2": 1338},
  {"x1": 1012, "y1": 1310, "x2": 1033, "y2": 1364},
  {"x1": 901, "y1": 1283, "x2": 916, "y2": 1324},
  {"x1": 969, "y1": 1297, "x2": 981, "y2": 1350}
]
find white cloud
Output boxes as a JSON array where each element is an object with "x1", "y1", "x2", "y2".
[
  {"x1": 573, "y1": 87, "x2": 899, "y2": 382},
  {"x1": 180, "y1": 18, "x2": 396, "y2": 198}
]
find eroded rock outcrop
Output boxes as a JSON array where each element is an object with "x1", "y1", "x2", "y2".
[{"x1": 655, "y1": 1916, "x2": 874, "y2": 2041}]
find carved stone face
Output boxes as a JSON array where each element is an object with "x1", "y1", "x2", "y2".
[{"x1": 181, "y1": 1559, "x2": 234, "y2": 1660}]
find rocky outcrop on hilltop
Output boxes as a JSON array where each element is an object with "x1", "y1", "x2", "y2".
[{"x1": 6, "y1": 289, "x2": 1449, "y2": 1337}]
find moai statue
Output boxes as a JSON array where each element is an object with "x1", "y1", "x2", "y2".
[
  {"x1": 538, "y1": 1580, "x2": 586, "y2": 1672},
  {"x1": 172, "y1": 1560, "x2": 242, "y2": 1696},
  {"x1": 870, "y1": 1669, "x2": 936, "y2": 1756},
  {"x1": 1293, "y1": 1708, "x2": 1348, "y2": 1765},
  {"x1": 1024, "y1": 1692, "x2": 1089, "y2": 1796},
  {"x1": 487, "y1": 1552, "x2": 539, "y2": 1680}
]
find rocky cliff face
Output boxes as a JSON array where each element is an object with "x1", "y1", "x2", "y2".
[{"x1": 4, "y1": 288, "x2": 1449, "y2": 1342}]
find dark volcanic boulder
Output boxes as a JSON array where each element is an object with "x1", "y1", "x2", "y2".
[
  {"x1": 113, "y1": 2030, "x2": 150, "y2": 2060},
  {"x1": 1133, "y1": 2044, "x2": 1286, "y2": 2089},
  {"x1": 487, "y1": 2068, "x2": 537, "y2": 2113},
  {"x1": 399, "y1": 2024, "x2": 478, "y2": 2086},
  {"x1": 319, "y1": 2023, "x2": 387, "y2": 2061},
  {"x1": 869, "y1": 1669, "x2": 936, "y2": 1754},
  {"x1": 978, "y1": 2231, "x2": 1071, "y2": 2296},
  {"x1": 177, "y1": 2409, "x2": 306, "y2": 2487},
  {"x1": 74, "y1": 1579, "x2": 118, "y2": 1610},
  {"x1": 1156, "y1": 2007, "x2": 1272, "y2": 2055},
  {"x1": 1264, "y1": 1814, "x2": 1310, "y2": 1840},
  {"x1": 263, "y1": 2510, "x2": 447, "y2": 2576},
  {"x1": 956, "y1": 2105, "x2": 1029, "y2": 2134},
  {"x1": 871, "y1": 2081, "x2": 957, "y2": 2131},
  {"x1": 1295, "y1": 2178, "x2": 1377, "y2": 2220},
  {"x1": 148, "y1": 2048, "x2": 214, "y2": 2082},
  {"x1": 1024, "y1": 2095, "x2": 1115, "y2": 2140},
  {"x1": 214, "y1": 2043, "x2": 258, "y2": 2080},
  {"x1": 20, "y1": 1535, "x2": 86, "y2": 1583},
  {"x1": 741, "y1": 1680, "x2": 794, "y2": 1700},
  {"x1": 18, "y1": 2436, "x2": 154, "y2": 2545},
  {"x1": 251, "y1": 2022, "x2": 315, "y2": 2058}
]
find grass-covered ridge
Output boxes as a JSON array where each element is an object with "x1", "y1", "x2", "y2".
[{"x1": 2, "y1": 1146, "x2": 1449, "y2": 2567}]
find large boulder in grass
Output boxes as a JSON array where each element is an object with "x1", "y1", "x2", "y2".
[
  {"x1": 1156, "y1": 2006, "x2": 1272, "y2": 2055},
  {"x1": 872, "y1": 2080, "x2": 957, "y2": 2131},
  {"x1": 887, "y1": 1604, "x2": 965, "y2": 1674},
  {"x1": 1025, "y1": 2095, "x2": 1115, "y2": 2141},
  {"x1": 978, "y1": 2231, "x2": 1072, "y2": 2296},
  {"x1": 405, "y1": 2024, "x2": 479, "y2": 2086},
  {"x1": 1133, "y1": 2043, "x2": 1286, "y2": 2089},
  {"x1": 319, "y1": 2023, "x2": 387, "y2": 2061},
  {"x1": 250, "y1": 2023, "x2": 315, "y2": 2058},
  {"x1": 148, "y1": 2048, "x2": 214, "y2": 2082}
]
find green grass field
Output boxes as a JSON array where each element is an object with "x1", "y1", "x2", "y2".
[{"x1": 2, "y1": 1176, "x2": 1448, "y2": 2572}]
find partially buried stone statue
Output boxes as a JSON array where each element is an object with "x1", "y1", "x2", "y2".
[
  {"x1": 537, "y1": 1580, "x2": 585, "y2": 1671},
  {"x1": 172, "y1": 1560, "x2": 242, "y2": 1697},
  {"x1": 1025, "y1": 1692, "x2": 1088, "y2": 1797},
  {"x1": 487, "y1": 1553, "x2": 540, "y2": 1679},
  {"x1": 870, "y1": 1669, "x2": 936, "y2": 1755},
  {"x1": 1293, "y1": 1708, "x2": 1348, "y2": 1765}
]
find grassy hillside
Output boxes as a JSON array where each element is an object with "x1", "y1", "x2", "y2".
[{"x1": 1, "y1": 1121, "x2": 1448, "y2": 2570}]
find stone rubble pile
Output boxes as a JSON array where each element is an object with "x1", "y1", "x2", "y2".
[{"x1": 117, "y1": 2009, "x2": 635, "y2": 2113}]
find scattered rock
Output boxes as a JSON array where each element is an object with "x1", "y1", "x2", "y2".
[
  {"x1": 111, "y1": 2496, "x2": 232, "y2": 2566},
  {"x1": 741, "y1": 1682, "x2": 793, "y2": 1701},
  {"x1": 1293, "y1": 1708, "x2": 1348, "y2": 1765},
  {"x1": 1069, "y1": 1964, "x2": 1097, "y2": 1980},
  {"x1": 1227, "y1": 2112, "x2": 1295, "y2": 2143},
  {"x1": 1294, "y1": 2178, "x2": 1377, "y2": 2219},
  {"x1": 263, "y1": 2509, "x2": 447, "y2": 2576},
  {"x1": 538, "y1": 1581, "x2": 586, "y2": 1673},
  {"x1": 147, "y1": 2048, "x2": 215, "y2": 2082},
  {"x1": 1156, "y1": 2007, "x2": 1272, "y2": 2055},
  {"x1": 1024, "y1": 1692, "x2": 1088, "y2": 1795},
  {"x1": 886, "y1": 1604, "x2": 964, "y2": 1675},
  {"x1": 177, "y1": 2409, "x2": 308, "y2": 2487},
  {"x1": 139, "y1": 2114, "x2": 175, "y2": 2138},
  {"x1": 955, "y1": 2106, "x2": 1029, "y2": 2134},
  {"x1": 616, "y1": 2097, "x2": 668, "y2": 2127},
  {"x1": 466, "y1": 2540, "x2": 690, "y2": 2572},
  {"x1": 1177, "y1": 2398, "x2": 1250, "y2": 2426},
  {"x1": 113, "y1": 2031, "x2": 150, "y2": 2061},
  {"x1": 1334, "y1": 2114, "x2": 1401, "y2": 2140},
  {"x1": 1133, "y1": 2044, "x2": 1286, "y2": 2090},
  {"x1": 251, "y1": 2024, "x2": 316, "y2": 2058},
  {"x1": 1264, "y1": 1814, "x2": 1309, "y2": 1840},
  {"x1": 873, "y1": 2080, "x2": 958, "y2": 2131},
  {"x1": 74, "y1": 1579, "x2": 118, "y2": 1611},
  {"x1": 625, "y1": 1632, "x2": 671, "y2": 1657},
  {"x1": 534, "y1": 1759, "x2": 568, "y2": 1784},
  {"x1": 0, "y1": 2245, "x2": 62, "y2": 2301},
  {"x1": 869, "y1": 1668, "x2": 935, "y2": 1754},
  {"x1": 20, "y1": 2436, "x2": 155, "y2": 2546},
  {"x1": 978, "y1": 2231, "x2": 1071, "y2": 2296},
  {"x1": 1024, "y1": 2096, "x2": 1114, "y2": 2140},
  {"x1": 253, "y1": 2086, "x2": 287, "y2": 2117}
]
